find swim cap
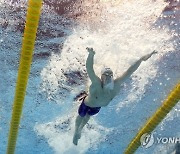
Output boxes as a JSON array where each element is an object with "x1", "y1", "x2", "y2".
[{"x1": 101, "y1": 67, "x2": 113, "y2": 76}]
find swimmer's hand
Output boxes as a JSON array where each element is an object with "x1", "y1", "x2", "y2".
[
  {"x1": 141, "y1": 50, "x2": 158, "y2": 61},
  {"x1": 86, "y1": 47, "x2": 95, "y2": 55}
]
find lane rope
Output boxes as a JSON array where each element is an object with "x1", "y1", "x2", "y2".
[
  {"x1": 6, "y1": 0, "x2": 42, "y2": 153},
  {"x1": 124, "y1": 82, "x2": 180, "y2": 154}
]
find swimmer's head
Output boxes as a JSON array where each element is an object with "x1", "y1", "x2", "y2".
[{"x1": 101, "y1": 67, "x2": 114, "y2": 90}]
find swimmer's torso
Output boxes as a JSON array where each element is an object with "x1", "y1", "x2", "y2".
[{"x1": 84, "y1": 81, "x2": 118, "y2": 107}]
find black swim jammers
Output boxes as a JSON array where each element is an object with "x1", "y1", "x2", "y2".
[{"x1": 78, "y1": 97, "x2": 101, "y2": 117}]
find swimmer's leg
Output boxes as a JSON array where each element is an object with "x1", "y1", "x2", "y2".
[
  {"x1": 73, "y1": 114, "x2": 90, "y2": 145},
  {"x1": 79, "y1": 114, "x2": 90, "y2": 133},
  {"x1": 73, "y1": 115, "x2": 84, "y2": 145}
]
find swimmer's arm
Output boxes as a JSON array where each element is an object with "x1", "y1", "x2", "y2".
[
  {"x1": 86, "y1": 48, "x2": 101, "y2": 83},
  {"x1": 115, "y1": 51, "x2": 157, "y2": 85}
]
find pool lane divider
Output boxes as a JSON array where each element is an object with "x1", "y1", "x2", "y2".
[
  {"x1": 124, "y1": 82, "x2": 180, "y2": 154},
  {"x1": 6, "y1": 0, "x2": 43, "y2": 153}
]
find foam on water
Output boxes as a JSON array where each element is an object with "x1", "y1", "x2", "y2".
[
  {"x1": 34, "y1": 114, "x2": 112, "y2": 154},
  {"x1": 40, "y1": 0, "x2": 173, "y2": 104}
]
